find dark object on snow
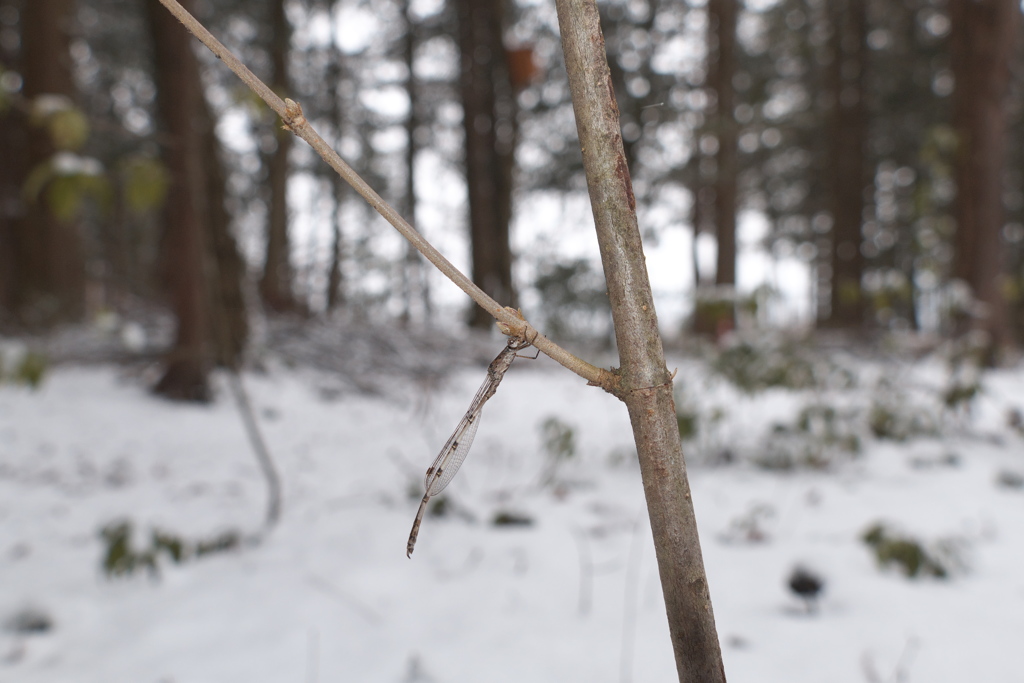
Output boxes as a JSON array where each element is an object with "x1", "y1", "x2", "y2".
[
  {"x1": 100, "y1": 520, "x2": 157, "y2": 578},
  {"x1": 193, "y1": 530, "x2": 241, "y2": 557},
  {"x1": 6, "y1": 606, "x2": 53, "y2": 634},
  {"x1": 787, "y1": 565, "x2": 825, "y2": 611},
  {"x1": 491, "y1": 511, "x2": 534, "y2": 527},
  {"x1": 996, "y1": 470, "x2": 1024, "y2": 489}
]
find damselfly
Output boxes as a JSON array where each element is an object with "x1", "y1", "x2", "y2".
[{"x1": 407, "y1": 335, "x2": 536, "y2": 557}]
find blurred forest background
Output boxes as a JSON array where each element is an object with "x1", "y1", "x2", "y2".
[{"x1": 1, "y1": 0, "x2": 1022, "y2": 400}]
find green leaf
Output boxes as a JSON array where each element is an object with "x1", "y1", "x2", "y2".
[
  {"x1": 121, "y1": 156, "x2": 169, "y2": 214},
  {"x1": 29, "y1": 96, "x2": 90, "y2": 151},
  {"x1": 47, "y1": 107, "x2": 90, "y2": 151},
  {"x1": 44, "y1": 174, "x2": 112, "y2": 221}
]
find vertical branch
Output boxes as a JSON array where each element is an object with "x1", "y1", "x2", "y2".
[
  {"x1": 554, "y1": 2, "x2": 726, "y2": 682},
  {"x1": 226, "y1": 372, "x2": 282, "y2": 532}
]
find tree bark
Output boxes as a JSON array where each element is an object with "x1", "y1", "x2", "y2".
[
  {"x1": 324, "y1": 42, "x2": 345, "y2": 312},
  {"x1": 555, "y1": 2, "x2": 726, "y2": 681},
  {"x1": 401, "y1": 0, "x2": 429, "y2": 324},
  {"x1": 201, "y1": 98, "x2": 248, "y2": 369},
  {"x1": 692, "y1": 0, "x2": 737, "y2": 338},
  {"x1": 710, "y1": 0, "x2": 737, "y2": 293},
  {"x1": 5, "y1": 0, "x2": 85, "y2": 327},
  {"x1": 950, "y1": 0, "x2": 1019, "y2": 355},
  {"x1": 148, "y1": 0, "x2": 213, "y2": 401},
  {"x1": 259, "y1": 0, "x2": 299, "y2": 313},
  {"x1": 824, "y1": 0, "x2": 867, "y2": 330},
  {"x1": 326, "y1": 173, "x2": 345, "y2": 311},
  {"x1": 455, "y1": 0, "x2": 516, "y2": 328},
  {"x1": 0, "y1": 0, "x2": 26, "y2": 323}
]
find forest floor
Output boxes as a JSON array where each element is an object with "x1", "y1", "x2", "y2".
[{"x1": 2, "y1": 326, "x2": 1023, "y2": 683}]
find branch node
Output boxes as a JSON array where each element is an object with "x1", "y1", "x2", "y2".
[
  {"x1": 282, "y1": 98, "x2": 306, "y2": 132},
  {"x1": 496, "y1": 306, "x2": 530, "y2": 341}
]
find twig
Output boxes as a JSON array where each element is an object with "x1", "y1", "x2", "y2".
[
  {"x1": 225, "y1": 371, "x2": 281, "y2": 531},
  {"x1": 154, "y1": 0, "x2": 616, "y2": 394}
]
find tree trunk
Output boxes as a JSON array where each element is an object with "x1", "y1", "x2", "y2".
[
  {"x1": 401, "y1": 0, "x2": 429, "y2": 324},
  {"x1": 325, "y1": 44, "x2": 345, "y2": 312},
  {"x1": 455, "y1": 0, "x2": 516, "y2": 328},
  {"x1": 148, "y1": 0, "x2": 213, "y2": 401},
  {"x1": 259, "y1": 0, "x2": 299, "y2": 313},
  {"x1": 201, "y1": 98, "x2": 248, "y2": 369},
  {"x1": 711, "y1": 0, "x2": 737, "y2": 292},
  {"x1": 0, "y1": 0, "x2": 27, "y2": 323},
  {"x1": 6, "y1": 0, "x2": 85, "y2": 327},
  {"x1": 950, "y1": 0, "x2": 1019, "y2": 356},
  {"x1": 326, "y1": 172, "x2": 345, "y2": 311},
  {"x1": 824, "y1": 0, "x2": 867, "y2": 330},
  {"x1": 555, "y1": 2, "x2": 726, "y2": 681},
  {"x1": 693, "y1": 0, "x2": 737, "y2": 338}
]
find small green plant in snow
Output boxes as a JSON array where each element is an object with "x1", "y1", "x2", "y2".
[{"x1": 861, "y1": 522, "x2": 961, "y2": 579}]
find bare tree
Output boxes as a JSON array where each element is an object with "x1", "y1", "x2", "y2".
[
  {"x1": 400, "y1": 0, "x2": 430, "y2": 324},
  {"x1": 693, "y1": 0, "x2": 737, "y2": 339},
  {"x1": 824, "y1": 0, "x2": 868, "y2": 330},
  {"x1": 455, "y1": 0, "x2": 517, "y2": 328},
  {"x1": 0, "y1": 0, "x2": 28, "y2": 323},
  {"x1": 325, "y1": 40, "x2": 347, "y2": 313},
  {"x1": 260, "y1": 0, "x2": 301, "y2": 314},
  {"x1": 710, "y1": 0, "x2": 737, "y2": 300},
  {"x1": 148, "y1": 0, "x2": 250, "y2": 400},
  {"x1": 6, "y1": 0, "x2": 86, "y2": 326},
  {"x1": 201, "y1": 103, "x2": 249, "y2": 370},
  {"x1": 950, "y1": 0, "x2": 1020, "y2": 357},
  {"x1": 148, "y1": 0, "x2": 214, "y2": 401}
]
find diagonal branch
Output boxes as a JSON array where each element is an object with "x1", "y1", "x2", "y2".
[{"x1": 155, "y1": 0, "x2": 616, "y2": 393}]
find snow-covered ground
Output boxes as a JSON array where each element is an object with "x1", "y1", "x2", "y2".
[{"x1": 2, "y1": 346, "x2": 1023, "y2": 682}]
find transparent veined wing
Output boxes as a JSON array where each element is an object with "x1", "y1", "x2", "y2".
[{"x1": 425, "y1": 411, "x2": 482, "y2": 496}]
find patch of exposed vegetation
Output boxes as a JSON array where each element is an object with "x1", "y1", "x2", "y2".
[
  {"x1": 755, "y1": 404, "x2": 861, "y2": 470},
  {"x1": 539, "y1": 416, "x2": 576, "y2": 487},
  {"x1": 0, "y1": 344, "x2": 48, "y2": 389},
  {"x1": 100, "y1": 519, "x2": 241, "y2": 578},
  {"x1": 708, "y1": 338, "x2": 855, "y2": 394},
  {"x1": 868, "y1": 381, "x2": 940, "y2": 442},
  {"x1": 861, "y1": 522, "x2": 963, "y2": 579}
]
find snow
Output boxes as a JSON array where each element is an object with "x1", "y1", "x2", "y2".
[{"x1": 2, "y1": 348, "x2": 1024, "y2": 682}]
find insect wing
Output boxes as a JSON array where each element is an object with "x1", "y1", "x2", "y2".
[{"x1": 425, "y1": 413, "x2": 482, "y2": 496}]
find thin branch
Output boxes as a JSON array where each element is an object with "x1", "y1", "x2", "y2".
[
  {"x1": 155, "y1": 0, "x2": 615, "y2": 393},
  {"x1": 226, "y1": 370, "x2": 281, "y2": 533}
]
